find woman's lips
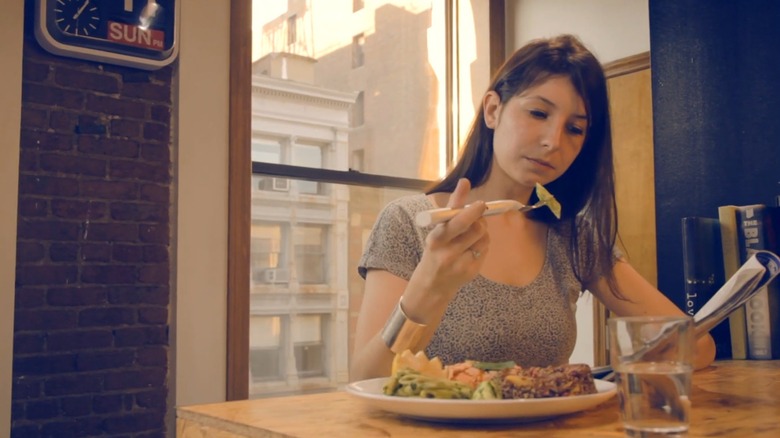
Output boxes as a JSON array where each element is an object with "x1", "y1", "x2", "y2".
[{"x1": 526, "y1": 157, "x2": 555, "y2": 170}]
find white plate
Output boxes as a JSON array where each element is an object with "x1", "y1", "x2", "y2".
[{"x1": 346, "y1": 377, "x2": 617, "y2": 423}]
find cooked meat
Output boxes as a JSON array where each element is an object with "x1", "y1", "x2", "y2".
[{"x1": 501, "y1": 363, "x2": 597, "y2": 399}]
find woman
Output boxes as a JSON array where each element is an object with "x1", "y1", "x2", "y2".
[{"x1": 351, "y1": 34, "x2": 715, "y2": 381}]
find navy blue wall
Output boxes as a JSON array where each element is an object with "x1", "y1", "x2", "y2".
[{"x1": 650, "y1": 0, "x2": 780, "y2": 306}]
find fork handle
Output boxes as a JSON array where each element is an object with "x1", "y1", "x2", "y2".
[
  {"x1": 415, "y1": 207, "x2": 461, "y2": 227},
  {"x1": 415, "y1": 200, "x2": 523, "y2": 227}
]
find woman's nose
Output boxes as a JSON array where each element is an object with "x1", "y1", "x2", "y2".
[{"x1": 541, "y1": 122, "x2": 565, "y2": 150}]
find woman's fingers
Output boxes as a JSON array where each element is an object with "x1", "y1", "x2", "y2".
[
  {"x1": 426, "y1": 206, "x2": 486, "y2": 254},
  {"x1": 452, "y1": 217, "x2": 490, "y2": 260},
  {"x1": 447, "y1": 178, "x2": 471, "y2": 208},
  {"x1": 426, "y1": 209, "x2": 488, "y2": 263},
  {"x1": 434, "y1": 178, "x2": 486, "y2": 239},
  {"x1": 427, "y1": 178, "x2": 480, "y2": 242},
  {"x1": 421, "y1": 177, "x2": 490, "y2": 279},
  {"x1": 464, "y1": 220, "x2": 490, "y2": 258}
]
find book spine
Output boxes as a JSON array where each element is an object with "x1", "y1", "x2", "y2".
[
  {"x1": 763, "y1": 208, "x2": 780, "y2": 357},
  {"x1": 718, "y1": 205, "x2": 747, "y2": 359},
  {"x1": 745, "y1": 291, "x2": 772, "y2": 359},
  {"x1": 736, "y1": 204, "x2": 773, "y2": 359},
  {"x1": 681, "y1": 217, "x2": 731, "y2": 358}
]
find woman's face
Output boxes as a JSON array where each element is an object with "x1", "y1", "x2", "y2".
[{"x1": 484, "y1": 75, "x2": 587, "y2": 191}]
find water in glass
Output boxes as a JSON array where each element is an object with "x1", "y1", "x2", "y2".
[{"x1": 616, "y1": 362, "x2": 692, "y2": 437}]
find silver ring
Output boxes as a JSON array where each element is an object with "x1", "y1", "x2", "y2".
[{"x1": 471, "y1": 249, "x2": 481, "y2": 259}]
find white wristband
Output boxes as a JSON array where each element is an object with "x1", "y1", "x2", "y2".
[{"x1": 380, "y1": 297, "x2": 427, "y2": 354}]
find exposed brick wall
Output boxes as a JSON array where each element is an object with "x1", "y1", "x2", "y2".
[{"x1": 12, "y1": 14, "x2": 173, "y2": 438}]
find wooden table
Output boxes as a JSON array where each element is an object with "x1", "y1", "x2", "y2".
[{"x1": 177, "y1": 361, "x2": 780, "y2": 437}]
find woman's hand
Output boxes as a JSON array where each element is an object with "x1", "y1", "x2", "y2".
[{"x1": 411, "y1": 178, "x2": 490, "y2": 304}]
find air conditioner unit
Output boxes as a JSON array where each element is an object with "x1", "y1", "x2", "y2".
[
  {"x1": 262, "y1": 268, "x2": 289, "y2": 283},
  {"x1": 271, "y1": 177, "x2": 290, "y2": 191}
]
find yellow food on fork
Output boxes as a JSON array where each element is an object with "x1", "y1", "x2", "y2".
[{"x1": 534, "y1": 182, "x2": 562, "y2": 219}]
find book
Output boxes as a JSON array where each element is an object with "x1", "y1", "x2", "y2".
[
  {"x1": 735, "y1": 204, "x2": 780, "y2": 359},
  {"x1": 718, "y1": 205, "x2": 748, "y2": 359},
  {"x1": 681, "y1": 217, "x2": 732, "y2": 359}
]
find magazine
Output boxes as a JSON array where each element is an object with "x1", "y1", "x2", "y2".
[
  {"x1": 595, "y1": 250, "x2": 780, "y2": 380},
  {"x1": 693, "y1": 249, "x2": 780, "y2": 336}
]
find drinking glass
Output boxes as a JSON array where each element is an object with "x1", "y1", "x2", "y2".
[{"x1": 608, "y1": 316, "x2": 694, "y2": 437}]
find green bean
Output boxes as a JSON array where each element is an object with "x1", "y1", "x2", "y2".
[{"x1": 384, "y1": 369, "x2": 473, "y2": 399}]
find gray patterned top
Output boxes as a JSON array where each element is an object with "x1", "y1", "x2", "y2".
[{"x1": 358, "y1": 194, "x2": 585, "y2": 367}]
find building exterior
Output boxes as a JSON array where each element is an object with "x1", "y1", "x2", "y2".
[{"x1": 249, "y1": 53, "x2": 356, "y2": 397}]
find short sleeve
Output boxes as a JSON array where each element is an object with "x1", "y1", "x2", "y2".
[
  {"x1": 358, "y1": 197, "x2": 426, "y2": 280},
  {"x1": 555, "y1": 216, "x2": 620, "y2": 286}
]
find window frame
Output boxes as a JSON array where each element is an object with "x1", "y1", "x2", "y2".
[{"x1": 227, "y1": 0, "x2": 506, "y2": 400}]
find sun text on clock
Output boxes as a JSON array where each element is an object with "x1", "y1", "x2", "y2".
[{"x1": 107, "y1": 21, "x2": 165, "y2": 51}]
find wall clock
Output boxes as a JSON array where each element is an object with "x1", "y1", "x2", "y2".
[{"x1": 34, "y1": 0, "x2": 179, "y2": 70}]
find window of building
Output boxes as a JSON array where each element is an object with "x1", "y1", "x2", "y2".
[
  {"x1": 293, "y1": 314, "x2": 327, "y2": 377},
  {"x1": 252, "y1": 139, "x2": 282, "y2": 164},
  {"x1": 287, "y1": 14, "x2": 297, "y2": 46},
  {"x1": 350, "y1": 149, "x2": 364, "y2": 172},
  {"x1": 294, "y1": 225, "x2": 327, "y2": 284},
  {"x1": 250, "y1": 221, "x2": 330, "y2": 289},
  {"x1": 249, "y1": 316, "x2": 284, "y2": 381},
  {"x1": 351, "y1": 33, "x2": 365, "y2": 68},
  {"x1": 352, "y1": 91, "x2": 364, "y2": 127},
  {"x1": 250, "y1": 223, "x2": 285, "y2": 286},
  {"x1": 249, "y1": 314, "x2": 329, "y2": 386},
  {"x1": 252, "y1": 138, "x2": 326, "y2": 195},
  {"x1": 291, "y1": 141, "x2": 323, "y2": 194}
]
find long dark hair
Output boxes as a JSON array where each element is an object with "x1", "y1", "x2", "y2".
[{"x1": 427, "y1": 34, "x2": 620, "y2": 295}]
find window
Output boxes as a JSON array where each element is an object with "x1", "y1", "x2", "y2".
[
  {"x1": 293, "y1": 314, "x2": 327, "y2": 377},
  {"x1": 252, "y1": 139, "x2": 282, "y2": 164},
  {"x1": 249, "y1": 314, "x2": 328, "y2": 388},
  {"x1": 351, "y1": 33, "x2": 365, "y2": 68},
  {"x1": 287, "y1": 14, "x2": 297, "y2": 47},
  {"x1": 252, "y1": 138, "x2": 326, "y2": 194},
  {"x1": 250, "y1": 223, "x2": 285, "y2": 285},
  {"x1": 350, "y1": 149, "x2": 364, "y2": 172},
  {"x1": 250, "y1": 222, "x2": 330, "y2": 289},
  {"x1": 250, "y1": 316, "x2": 284, "y2": 381},
  {"x1": 294, "y1": 225, "x2": 327, "y2": 284},
  {"x1": 230, "y1": 0, "x2": 504, "y2": 400},
  {"x1": 291, "y1": 141, "x2": 323, "y2": 194},
  {"x1": 352, "y1": 91, "x2": 364, "y2": 127}
]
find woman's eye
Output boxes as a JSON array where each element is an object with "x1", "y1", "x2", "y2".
[
  {"x1": 567, "y1": 124, "x2": 585, "y2": 136},
  {"x1": 529, "y1": 109, "x2": 547, "y2": 119}
]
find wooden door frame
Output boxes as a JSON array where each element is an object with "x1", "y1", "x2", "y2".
[
  {"x1": 227, "y1": 0, "x2": 251, "y2": 401},
  {"x1": 594, "y1": 51, "x2": 652, "y2": 366}
]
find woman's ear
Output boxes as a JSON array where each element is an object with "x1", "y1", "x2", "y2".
[{"x1": 483, "y1": 91, "x2": 501, "y2": 129}]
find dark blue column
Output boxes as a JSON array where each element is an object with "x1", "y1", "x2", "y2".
[{"x1": 650, "y1": 0, "x2": 780, "y2": 305}]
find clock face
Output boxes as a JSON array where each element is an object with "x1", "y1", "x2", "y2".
[
  {"x1": 54, "y1": 0, "x2": 103, "y2": 37},
  {"x1": 35, "y1": 0, "x2": 179, "y2": 70}
]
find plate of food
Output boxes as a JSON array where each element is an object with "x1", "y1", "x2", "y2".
[{"x1": 346, "y1": 351, "x2": 617, "y2": 423}]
